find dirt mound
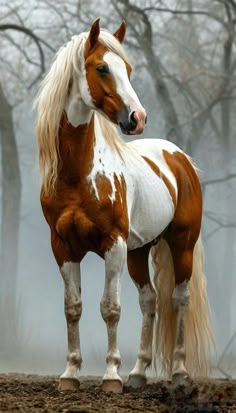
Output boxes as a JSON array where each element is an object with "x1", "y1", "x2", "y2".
[{"x1": 0, "y1": 374, "x2": 235, "y2": 412}]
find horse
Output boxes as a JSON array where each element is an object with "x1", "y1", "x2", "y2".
[{"x1": 35, "y1": 18, "x2": 215, "y2": 393}]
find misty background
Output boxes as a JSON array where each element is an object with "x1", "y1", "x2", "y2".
[{"x1": 0, "y1": 0, "x2": 235, "y2": 378}]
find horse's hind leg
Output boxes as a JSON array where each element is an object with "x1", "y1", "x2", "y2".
[
  {"x1": 163, "y1": 149, "x2": 203, "y2": 383},
  {"x1": 51, "y1": 232, "x2": 82, "y2": 391},
  {"x1": 126, "y1": 244, "x2": 156, "y2": 388},
  {"x1": 167, "y1": 225, "x2": 198, "y2": 383}
]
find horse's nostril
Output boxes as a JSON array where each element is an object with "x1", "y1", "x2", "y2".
[
  {"x1": 118, "y1": 109, "x2": 139, "y2": 134},
  {"x1": 130, "y1": 111, "x2": 136, "y2": 121},
  {"x1": 145, "y1": 115, "x2": 147, "y2": 124},
  {"x1": 130, "y1": 111, "x2": 137, "y2": 128}
]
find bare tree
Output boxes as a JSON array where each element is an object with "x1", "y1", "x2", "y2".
[
  {"x1": 0, "y1": 82, "x2": 20, "y2": 351},
  {"x1": 0, "y1": 0, "x2": 235, "y2": 365},
  {"x1": 0, "y1": 22, "x2": 46, "y2": 354}
]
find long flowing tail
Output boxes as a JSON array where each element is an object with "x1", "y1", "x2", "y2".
[{"x1": 151, "y1": 235, "x2": 215, "y2": 377}]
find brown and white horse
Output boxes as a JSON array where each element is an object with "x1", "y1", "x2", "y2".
[{"x1": 35, "y1": 19, "x2": 214, "y2": 393}]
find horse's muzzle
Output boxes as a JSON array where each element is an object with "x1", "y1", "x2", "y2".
[{"x1": 118, "y1": 107, "x2": 147, "y2": 135}]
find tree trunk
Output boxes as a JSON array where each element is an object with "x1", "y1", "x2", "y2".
[
  {"x1": 0, "y1": 82, "x2": 21, "y2": 353},
  {"x1": 217, "y1": 29, "x2": 234, "y2": 346},
  {"x1": 142, "y1": 41, "x2": 184, "y2": 147},
  {"x1": 115, "y1": 1, "x2": 184, "y2": 147}
]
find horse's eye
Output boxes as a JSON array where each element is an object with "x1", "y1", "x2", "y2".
[{"x1": 96, "y1": 65, "x2": 109, "y2": 75}]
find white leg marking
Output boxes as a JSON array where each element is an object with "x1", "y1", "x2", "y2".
[
  {"x1": 129, "y1": 284, "x2": 156, "y2": 379},
  {"x1": 172, "y1": 280, "x2": 190, "y2": 377},
  {"x1": 101, "y1": 236, "x2": 127, "y2": 384},
  {"x1": 60, "y1": 262, "x2": 82, "y2": 380}
]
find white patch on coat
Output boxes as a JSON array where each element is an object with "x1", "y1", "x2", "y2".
[
  {"x1": 104, "y1": 235, "x2": 127, "y2": 292},
  {"x1": 124, "y1": 142, "x2": 177, "y2": 250},
  {"x1": 60, "y1": 261, "x2": 81, "y2": 285},
  {"x1": 128, "y1": 138, "x2": 179, "y2": 196},
  {"x1": 88, "y1": 134, "x2": 179, "y2": 249},
  {"x1": 103, "y1": 51, "x2": 144, "y2": 111},
  {"x1": 87, "y1": 115, "x2": 126, "y2": 202}
]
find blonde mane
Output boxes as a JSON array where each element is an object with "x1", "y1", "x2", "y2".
[
  {"x1": 35, "y1": 30, "x2": 127, "y2": 195},
  {"x1": 97, "y1": 114, "x2": 125, "y2": 156}
]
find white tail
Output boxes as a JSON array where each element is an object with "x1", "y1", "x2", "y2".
[{"x1": 151, "y1": 236, "x2": 215, "y2": 377}]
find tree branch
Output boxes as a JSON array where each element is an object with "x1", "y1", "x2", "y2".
[
  {"x1": 141, "y1": 6, "x2": 228, "y2": 28},
  {"x1": 0, "y1": 23, "x2": 54, "y2": 87},
  {"x1": 1, "y1": 32, "x2": 42, "y2": 69}
]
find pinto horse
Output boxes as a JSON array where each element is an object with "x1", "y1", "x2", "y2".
[{"x1": 35, "y1": 19, "x2": 214, "y2": 393}]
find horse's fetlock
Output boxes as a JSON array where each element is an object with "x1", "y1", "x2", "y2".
[
  {"x1": 174, "y1": 347, "x2": 186, "y2": 362},
  {"x1": 138, "y1": 351, "x2": 152, "y2": 367},
  {"x1": 106, "y1": 351, "x2": 121, "y2": 367},
  {"x1": 67, "y1": 351, "x2": 82, "y2": 368}
]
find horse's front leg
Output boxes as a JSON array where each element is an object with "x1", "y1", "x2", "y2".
[
  {"x1": 100, "y1": 236, "x2": 127, "y2": 393},
  {"x1": 59, "y1": 261, "x2": 82, "y2": 390}
]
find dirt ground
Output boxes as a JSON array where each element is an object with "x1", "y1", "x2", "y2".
[{"x1": 0, "y1": 374, "x2": 235, "y2": 413}]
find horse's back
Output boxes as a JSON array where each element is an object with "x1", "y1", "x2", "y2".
[
  {"x1": 127, "y1": 138, "x2": 199, "y2": 199},
  {"x1": 127, "y1": 137, "x2": 180, "y2": 154}
]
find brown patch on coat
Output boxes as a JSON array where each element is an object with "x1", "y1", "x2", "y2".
[
  {"x1": 127, "y1": 243, "x2": 152, "y2": 289},
  {"x1": 142, "y1": 156, "x2": 177, "y2": 207},
  {"x1": 41, "y1": 115, "x2": 129, "y2": 267},
  {"x1": 162, "y1": 150, "x2": 202, "y2": 284}
]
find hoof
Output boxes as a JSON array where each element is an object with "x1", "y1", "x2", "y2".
[
  {"x1": 102, "y1": 379, "x2": 123, "y2": 393},
  {"x1": 172, "y1": 372, "x2": 190, "y2": 386},
  {"x1": 59, "y1": 377, "x2": 80, "y2": 391},
  {"x1": 126, "y1": 374, "x2": 147, "y2": 389}
]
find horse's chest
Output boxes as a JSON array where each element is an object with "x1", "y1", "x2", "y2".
[{"x1": 42, "y1": 178, "x2": 128, "y2": 256}]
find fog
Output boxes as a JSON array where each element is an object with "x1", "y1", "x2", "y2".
[{"x1": 0, "y1": 0, "x2": 236, "y2": 379}]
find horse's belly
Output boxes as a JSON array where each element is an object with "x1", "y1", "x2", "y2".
[{"x1": 127, "y1": 179, "x2": 174, "y2": 250}]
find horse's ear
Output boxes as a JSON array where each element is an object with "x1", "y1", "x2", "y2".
[
  {"x1": 114, "y1": 21, "x2": 126, "y2": 43},
  {"x1": 87, "y1": 18, "x2": 100, "y2": 49}
]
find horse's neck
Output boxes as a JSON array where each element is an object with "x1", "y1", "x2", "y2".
[
  {"x1": 59, "y1": 112, "x2": 112, "y2": 180},
  {"x1": 59, "y1": 113, "x2": 96, "y2": 179},
  {"x1": 59, "y1": 77, "x2": 107, "y2": 179}
]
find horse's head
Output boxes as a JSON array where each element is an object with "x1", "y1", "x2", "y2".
[{"x1": 81, "y1": 19, "x2": 147, "y2": 135}]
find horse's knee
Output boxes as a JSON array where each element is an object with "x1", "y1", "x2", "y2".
[
  {"x1": 65, "y1": 299, "x2": 82, "y2": 322},
  {"x1": 100, "y1": 300, "x2": 121, "y2": 323}
]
